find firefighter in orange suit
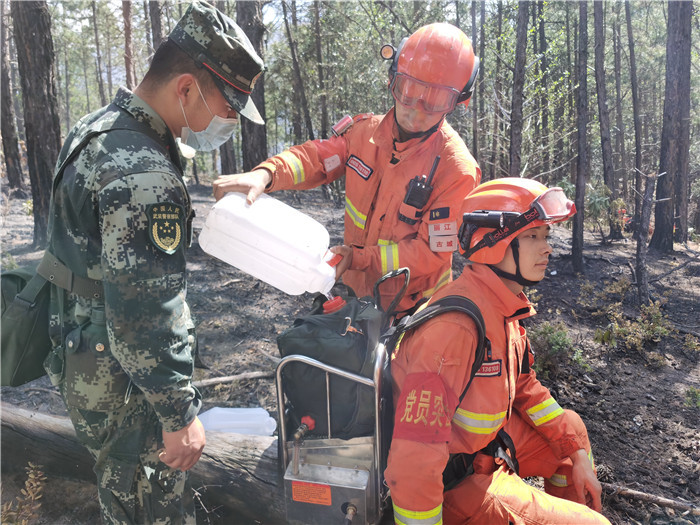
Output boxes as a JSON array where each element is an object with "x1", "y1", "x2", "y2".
[
  {"x1": 385, "y1": 178, "x2": 611, "y2": 524},
  {"x1": 213, "y1": 23, "x2": 481, "y2": 314}
]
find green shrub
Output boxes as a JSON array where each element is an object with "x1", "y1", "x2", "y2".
[
  {"x1": 21, "y1": 200, "x2": 33, "y2": 216},
  {"x1": 684, "y1": 334, "x2": 700, "y2": 354},
  {"x1": 1, "y1": 253, "x2": 19, "y2": 271},
  {"x1": 596, "y1": 300, "x2": 673, "y2": 354},
  {"x1": 529, "y1": 321, "x2": 584, "y2": 378},
  {"x1": 685, "y1": 387, "x2": 700, "y2": 408}
]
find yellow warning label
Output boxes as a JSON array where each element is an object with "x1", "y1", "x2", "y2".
[{"x1": 291, "y1": 481, "x2": 332, "y2": 506}]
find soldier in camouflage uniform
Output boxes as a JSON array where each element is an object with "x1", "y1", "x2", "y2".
[{"x1": 43, "y1": 2, "x2": 264, "y2": 523}]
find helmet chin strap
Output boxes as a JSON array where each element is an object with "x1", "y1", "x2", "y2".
[{"x1": 487, "y1": 239, "x2": 541, "y2": 287}]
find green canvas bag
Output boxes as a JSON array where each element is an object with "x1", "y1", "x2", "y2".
[
  {"x1": 1, "y1": 266, "x2": 52, "y2": 386},
  {"x1": 1, "y1": 125, "x2": 144, "y2": 388}
]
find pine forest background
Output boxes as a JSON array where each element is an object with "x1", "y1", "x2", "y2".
[
  {"x1": 1, "y1": 0, "x2": 699, "y2": 257},
  {"x1": 2, "y1": 3, "x2": 700, "y2": 522}
]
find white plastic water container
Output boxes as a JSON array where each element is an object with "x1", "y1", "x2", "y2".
[
  {"x1": 198, "y1": 407, "x2": 277, "y2": 436},
  {"x1": 199, "y1": 192, "x2": 337, "y2": 296}
]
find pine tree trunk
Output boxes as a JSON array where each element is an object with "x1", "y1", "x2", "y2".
[
  {"x1": 566, "y1": 3, "x2": 576, "y2": 185},
  {"x1": 289, "y1": 1, "x2": 302, "y2": 144},
  {"x1": 313, "y1": 1, "x2": 328, "y2": 140},
  {"x1": 478, "y1": 0, "x2": 486, "y2": 162},
  {"x1": 487, "y1": 1, "x2": 503, "y2": 182},
  {"x1": 537, "y1": 1, "x2": 549, "y2": 178},
  {"x1": 509, "y1": 1, "x2": 529, "y2": 178},
  {"x1": 650, "y1": 0, "x2": 691, "y2": 251},
  {"x1": 63, "y1": 47, "x2": 71, "y2": 130},
  {"x1": 282, "y1": 0, "x2": 314, "y2": 142},
  {"x1": 220, "y1": 137, "x2": 237, "y2": 175},
  {"x1": 1, "y1": 0, "x2": 25, "y2": 193},
  {"x1": 237, "y1": 0, "x2": 268, "y2": 171},
  {"x1": 105, "y1": 21, "x2": 114, "y2": 99},
  {"x1": 636, "y1": 173, "x2": 656, "y2": 305},
  {"x1": 10, "y1": 0, "x2": 61, "y2": 248},
  {"x1": 91, "y1": 1, "x2": 107, "y2": 106},
  {"x1": 470, "y1": 1, "x2": 478, "y2": 158},
  {"x1": 80, "y1": 46, "x2": 92, "y2": 113},
  {"x1": 149, "y1": 1, "x2": 165, "y2": 54},
  {"x1": 625, "y1": 0, "x2": 643, "y2": 232},
  {"x1": 572, "y1": 1, "x2": 589, "y2": 274},
  {"x1": 612, "y1": 5, "x2": 628, "y2": 204},
  {"x1": 593, "y1": 0, "x2": 621, "y2": 240},
  {"x1": 122, "y1": 1, "x2": 136, "y2": 90}
]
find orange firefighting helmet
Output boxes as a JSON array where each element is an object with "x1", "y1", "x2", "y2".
[
  {"x1": 383, "y1": 23, "x2": 479, "y2": 113},
  {"x1": 458, "y1": 178, "x2": 576, "y2": 264}
]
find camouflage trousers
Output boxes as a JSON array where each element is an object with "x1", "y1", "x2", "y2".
[{"x1": 65, "y1": 391, "x2": 196, "y2": 525}]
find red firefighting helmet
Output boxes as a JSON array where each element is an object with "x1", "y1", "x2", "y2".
[
  {"x1": 458, "y1": 178, "x2": 576, "y2": 264},
  {"x1": 382, "y1": 23, "x2": 479, "y2": 113}
]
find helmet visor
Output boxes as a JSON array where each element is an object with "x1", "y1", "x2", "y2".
[
  {"x1": 532, "y1": 187, "x2": 575, "y2": 221},
  {"x1": 391, "y1": 73, "x2": 460, "y2": 114}
]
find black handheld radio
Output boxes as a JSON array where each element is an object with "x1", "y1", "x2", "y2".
[{"x1": 399, "y1": 156, "x2": 441, "y2": 225}]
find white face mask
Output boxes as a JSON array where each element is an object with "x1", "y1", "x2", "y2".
[{"x1": 178, "y1": 80, "x2": 238, "y2": 157}]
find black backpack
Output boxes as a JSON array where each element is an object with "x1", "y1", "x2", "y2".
[
  {"x1": 276, "y1": 291, "x2": 385, "y2": 439},
  {"x1": 276, "y1": 269, "x2": 488, "y2": 443}
]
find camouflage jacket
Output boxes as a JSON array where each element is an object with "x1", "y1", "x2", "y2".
[{"x1": 47, "y1": 88, "x2": 200, "y2": 432}]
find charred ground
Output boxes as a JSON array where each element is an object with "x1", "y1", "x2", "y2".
[{"x1": 1, "y1": 184, "x2": 698, "y2": 525}]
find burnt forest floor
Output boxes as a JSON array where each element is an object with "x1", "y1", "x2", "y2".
[{"x1": 1, "y1": 182, "x2": 699, "y2": 525}]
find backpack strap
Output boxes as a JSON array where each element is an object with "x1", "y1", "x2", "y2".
[
  {"x1": 37, "y1": 250, "x2": 104, "y2": 300},
  {"x1": 390, "y1": 295, "x2": 489, "y2": 404},
  {"x1": 519, "y1": 320, "x2": 531, "y2": 374},
  {"x1": 385, "y1": 295, "x2": 491, "y2": 492},
  {"x1": 10, "y1": 272, "x2": 50, "y2": 311}
]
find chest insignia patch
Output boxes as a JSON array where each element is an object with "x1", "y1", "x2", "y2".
[
  {"x1": 346, "y1": 155, "x2": 373, "y2": 180},
  {"x1": 475, "y1": 359, "x2": 502, "y2": 377},
  {"x1": 429, "y1": 207, "x2": 450, "y2": 220},
  {"x1": 147, "y1": 202, "x2": 184, "y2": 255}
]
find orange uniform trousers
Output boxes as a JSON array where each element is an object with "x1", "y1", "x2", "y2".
[{"x1": 441, "y1": 410, "x2": 611, "y2": 525}]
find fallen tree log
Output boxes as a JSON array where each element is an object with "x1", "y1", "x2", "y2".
[
  {"x1": 193, "y1": 370, "x2": 274, "y2": 389},
  {"x1": 1, "y1": 402, "x2": 287, "y2": 524},
  {"x1": 601, "y1": 482, "x2": 700, "y2": 516},
  {"x1": 7, "y1": 404, "x2": 698, "y2": 521}
]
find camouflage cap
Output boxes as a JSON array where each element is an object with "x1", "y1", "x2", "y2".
[{"x1": 169, "y1": 1, "x2": 265, "y2": 125}]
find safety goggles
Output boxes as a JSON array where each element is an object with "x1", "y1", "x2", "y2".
[
  {"x1": 391, "y1": 72, "x2": 461, "y2": 114},
  {"x1": 532, "y1": 187, "x2": 574, "y2": 221}
]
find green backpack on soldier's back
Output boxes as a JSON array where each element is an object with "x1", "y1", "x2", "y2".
[
  {"x1": 1, "y1": 265, "x2": 52, "y2": 387},
  {"x1": 1, "y1": 125, "x2": 131, "y2": 388},
  {"x1": 1, "y1": 250, "x2": 104, "y2": 387}
]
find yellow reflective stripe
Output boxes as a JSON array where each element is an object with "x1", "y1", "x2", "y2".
[
  {"x1": 526, "y1": 397, "x2": 564, "y2": 426},
  {"x1": 421, "y1": 268, "x2": 452, "y2": 298},
  {"x1": 393, "y1": 502, "x2": 442, "y2": 525},
  {"x1": 453, "y1": 409, "x2": 506, "y2": 435},
  {"x1": 380, "y1": 242, "x2": 399, "y2": 274},
  {"x1": 548, "y1": 452, "x2": 594, "y2": 489},
  {"x1": 378, "y1": 238, "x2": 394, "y2": 245},
  {"x1": 345, "y1": 196, "x2": 367, "y2": 229},
  {"x1": 548, "y1": 472, "x2": 568, "y2": 488},
  {"x1": 278, "y1": 150, "x2": 305, "y2": 185}
]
